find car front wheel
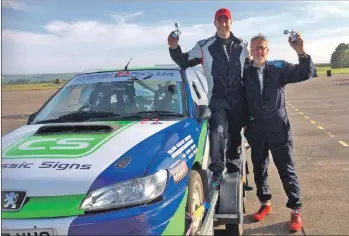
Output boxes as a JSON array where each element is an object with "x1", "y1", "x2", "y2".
[{"x1": 186, "y1": 170, "x2": 205, "y2": 234}]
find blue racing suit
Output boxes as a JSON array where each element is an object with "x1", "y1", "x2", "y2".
[
  {"x1": 242, "y1": 54, "x2": 315, "y2": 209},
  {"x1": 169, "y1": 32, "x2": 250, "y2": 174}
]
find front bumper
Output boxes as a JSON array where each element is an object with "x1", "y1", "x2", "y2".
[{"x1": 2, "y1": 189, "x2": 186, "y2": 235}]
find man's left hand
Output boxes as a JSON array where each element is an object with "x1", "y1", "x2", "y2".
[{"x1": 289, "y1": 32, "x2": 305, "y2": 55}]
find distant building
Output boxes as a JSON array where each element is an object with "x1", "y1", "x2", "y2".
[{"x1": 54, "y1": 79, "x2": 62, "y2": 84}]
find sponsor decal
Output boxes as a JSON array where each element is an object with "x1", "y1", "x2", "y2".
[
  {"x1": 140, "y1": 118, "x2": 163, "y2": 125},
  {"x1": 115, "y1": 71, "x2": 176, "y2": 77},
  {"x1": 2, "y1": 162, "x2": 92, "y2": 170},
  {"x1": 167, "y1": 135, "x2": 196, "y2": 159},
  {"x1": 74, "y1": 72, "x2": 117, "y2": 81},
  {"x1": 167, "y1": 145, "x2": 177, "y2": 155},
  {"x1": 170, "y1": 160, "x2": 188, "y2": 183},
  {"x1": 68, "y1": 70, "x2": 181, "y2": 86},
  {"x1": 69, "y1": 70, "x2": 181, "y2": 86},
  {"x1": 116, "y1": 71, "x2": 130, "y2": 77},
  {"x1": 151, "y1": 118, "x2": 162, "y2": 124},
  {"x1": 18, "y1": 138, "x2": 94, "y2": 151},
  {"x1": 3, "y1": 122, "x2": 135, "y2": 159},
  {"x1": 190, "y1": 144, "x2": 196, "y2": 150},
  {"x1": 176, "y1": 139, "x2": 185, "y2": 148}
]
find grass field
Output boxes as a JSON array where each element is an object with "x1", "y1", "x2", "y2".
[
  {"x1": 315, "y1": 66, "x2": 349, "y2": 75},
  {"x1": 2, "y1": 66, "x2": 348, "y2": 91}
]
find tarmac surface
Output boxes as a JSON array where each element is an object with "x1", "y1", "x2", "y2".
[
  {"x1": 1, "y1": 74, "x2": 349, "y2": 235},
  {"x1": 1, "y1": 89, "x2": 57, "y2": 135}
]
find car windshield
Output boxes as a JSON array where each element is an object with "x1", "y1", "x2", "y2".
[{"x1": 32, "y1": 69, "x2": 187, "y2": 123}]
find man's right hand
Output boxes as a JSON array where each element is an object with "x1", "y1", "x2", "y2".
[{"x1": 168, "y1": 31, "x2": 179, "y2": 49}]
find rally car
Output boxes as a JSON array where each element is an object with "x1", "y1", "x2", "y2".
[{"x1": 2, "y1": 65, "x2": 215, "y2": 235}]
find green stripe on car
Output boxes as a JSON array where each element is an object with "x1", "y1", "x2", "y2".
[
  {"x1": 3, "y1": 194, "x2": 85, "y2": 219},
  {"x1": 161, "y1": 189, "x2": 187, "y2": 235},
  {"x1": 194, "y1": 120, "x2": 208, "y2": 164}
]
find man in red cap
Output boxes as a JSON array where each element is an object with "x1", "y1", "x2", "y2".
[{"x1": 168, "y1": 8, "x2": 251, "y2": 189}]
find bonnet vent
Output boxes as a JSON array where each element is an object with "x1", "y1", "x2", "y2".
[{"x1": 34, "y1": 123, "x2": 120, "y2": 135}]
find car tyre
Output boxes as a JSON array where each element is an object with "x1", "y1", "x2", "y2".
[{"x1": 186, "y1": 170, "x2": 205, "y2": 235}]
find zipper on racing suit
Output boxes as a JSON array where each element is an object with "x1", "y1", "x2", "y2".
[{"x1": 222, "y1": 40, "x2": 234, "y2": 62}]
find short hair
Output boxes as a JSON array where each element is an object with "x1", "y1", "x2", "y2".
[{"x1": 251, "y1": 33, "x2": 268, "y2": 43}]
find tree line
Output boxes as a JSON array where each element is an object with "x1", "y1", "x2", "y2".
[{"x1": 330, "y1": 43, "x2": 349, "y2": 68}]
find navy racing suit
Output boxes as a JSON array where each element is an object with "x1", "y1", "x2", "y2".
[
  {"x1": 169, "y1": 32, "x2": 250, "y2": 174},
  {"x1": 242, "y1": 54, "x2": 315, "y2": 210}
]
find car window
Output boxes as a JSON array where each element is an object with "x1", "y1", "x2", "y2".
[
  {"x1": 186, "y1": 69, "x2": 208, "y2": 106},
  {"x1": 49, "y1": 85, "x2": 91, "y2": 116},
  {"x1": 185, "y1": 69, "x2": 200, "y2": 104},
  {"x1": 32, "y1": 70, "x2": 186, "y2": 123},
  {"x1": 195, "y1": 70, "x2": 208, "y2": 94}
]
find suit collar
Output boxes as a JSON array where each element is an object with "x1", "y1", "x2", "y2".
[{"x1": 215, "y1": 31, "x2": 241, "y2": 44}]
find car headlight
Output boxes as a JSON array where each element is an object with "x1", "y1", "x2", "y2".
[{"x1": 80, "y1": 169, "x2": 168, "y2": 211}]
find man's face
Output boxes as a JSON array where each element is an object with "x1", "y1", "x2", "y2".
[
  {"x1": 214, "y1": 16, "x2": 231, "y2": 36},
  {"x1": 250, "y1": 39, "x2": 269, "y2": 65}
]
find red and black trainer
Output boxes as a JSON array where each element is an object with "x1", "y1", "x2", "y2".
[
  {"x1": 252, "y1": 204, "x2": 271, "y2": 221},
  {"x1": 289, "y1": 212, "x2": 303, "y2": 232}
]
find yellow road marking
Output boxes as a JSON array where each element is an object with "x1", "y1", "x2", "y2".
[
  {"x1": 291, "y1": 106, "x2": 295, "y2": 109},
  {"x1": 339, "y1": 141, "x2": 349, "y2": 147},
  {"x1": 296, "y1": 112, "x2": 344, "y2": 143}
]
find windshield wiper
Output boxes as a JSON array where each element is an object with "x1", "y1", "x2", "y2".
[
  {"x1": 88, "y1": 110, "x2": 185, "y2": 121},
  {"x1": 125, "y1": 111, "x2": 185, "y2": 117},
  {"x1": 33, "y1": 111, "x2": 119, "y2": 124}
]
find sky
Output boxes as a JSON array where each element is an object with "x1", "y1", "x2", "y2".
[{"x1": 2, "y1": 0, "x2": 349, "y2": 75}]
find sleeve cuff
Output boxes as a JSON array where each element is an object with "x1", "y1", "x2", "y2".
[
  {"x1": 298, "y1": 52, "x2": 307, "y2": 58},
  {"x1": 169, "y1": 45, "x2": 180, "y2": 51}
]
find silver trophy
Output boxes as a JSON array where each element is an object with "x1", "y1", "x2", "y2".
[
  {"x1": 171, "y1": 22, "x2": 181, "y2": 39},
  {"x1": 284, "y1": 30, "x2": 298, "y2": 43}
]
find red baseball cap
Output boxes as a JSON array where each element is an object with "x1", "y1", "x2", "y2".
[{"x1": 215, "y1": 8, "x2": 232, "y2": 21}]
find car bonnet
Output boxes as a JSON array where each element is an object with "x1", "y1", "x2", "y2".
[{"x1": 2, "y1": 120, "x2": 180, "y2": 197}]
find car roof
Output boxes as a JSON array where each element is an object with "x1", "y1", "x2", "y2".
[{"x1": 78, "y1": 64, "x2": 203, "y2": 75}]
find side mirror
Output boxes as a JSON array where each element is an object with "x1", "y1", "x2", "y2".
[
  {"x1": 27, "y1": 112, "x2": 37, "y2": 124},
  {"x1": 195, "y1": 105, "x2": 211, "y2": 120}
]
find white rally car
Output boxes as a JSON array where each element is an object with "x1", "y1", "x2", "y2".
[{"x1": 2, "y1": 65, "x2": 215, "y2": 235}]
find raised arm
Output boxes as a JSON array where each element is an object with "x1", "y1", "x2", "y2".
[
  {"x1": 280, "y1": 32, "x2": 315, "y2": 86},
  {"x1": 281, "y1": 53, "x2": 315, "y2": 85},
  {"x1": 168, "y1": 32, "x2": 202, "y2": 68}
]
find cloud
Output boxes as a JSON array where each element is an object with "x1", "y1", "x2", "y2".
[
  {"x1": 293, "y1": 1, "x2": 349, "y2": 20},
  {"x1": 2, "y1": 0, "x2": 32, "y2": 11},
  {"x1": 314, "y1": 2, "x2": 349, "y2": 16},
  {"x1": 111, "y1": 11, "x2": 144, "y2": 24},
  {"x1": 2, "y1": 3, "x2": 349, "y2": 74}
]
